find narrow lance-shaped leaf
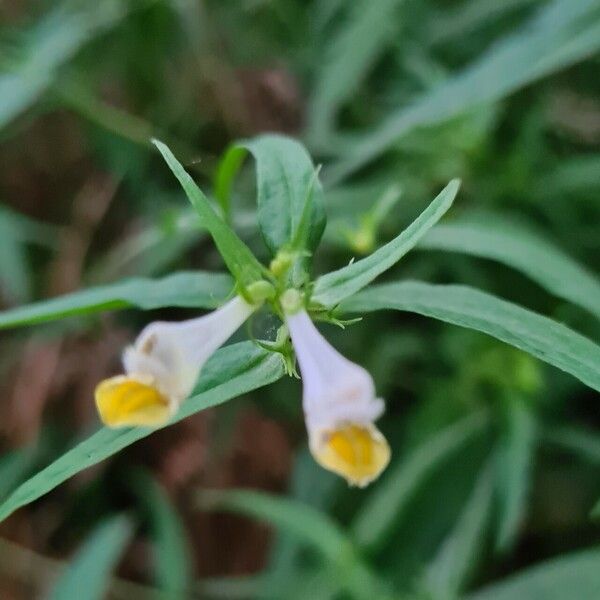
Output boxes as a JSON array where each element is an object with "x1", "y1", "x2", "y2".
[
  {"x1": 0, "y1": 238, "x2": 31, "y2": 304},
  {"x1": 313, "y1": 179, "x2": 459, "y2": 307},
  {"x1": 0, "y1": 206, "x2": 57, "y2": 303},
  {"x1": 0, "y1": 216, "x2": 31, "y2": 303},
  {"x1": 0, "y1": 0, "x2": 151, "y2": 129},
  {"x1": 152, "y1": 140, "x2": 266, "y2": 288},
  {"x1": 0, "y1": 449, "x2": 39, "y2": 503},
  {"x1": 49, "y1": 514, "x2": 133, "y2": 600},
  {"x1": 214, "y1": 145, "x2": 247, "y2": 220},
  {"x1": 0, "y1": 271, "x2": 234, "y2": 330},
  {"x1": 466, "y1": 548, "x2": 600, "y2": 600},
  {"x1": 216, "y1": 135, "x2": 326, "y2": 256},
  {"x1": 0, "y1": 343, "x2": 285, "y2": 524},
  {"x1": 0, "y1": 205, "x2": 58, "y2": 246},
  {"x1": 352, "y1": 411, "x2": 489, "y2": 549},
  {"x1": 325, "y1": 0, "x2": 600, "y2": 183},
  {"x1": 543, "y1": 424, "x2": 600, "y2": 465},
  {"x1": 130, "y1": 470, "x2": 192, "y2": 598},
  {"x1": 342, "y1": 281, "x2": 600, "y2": 392},
  {"x1": 196, "y1": 575, "x2": 269, "y2": 600},
  {"x1": 424, "y1": 464, "x2": 494, "y2": 598},
  {"x1": 419, "y1": 215, "x2": 600, "y2": 320},
  {"x1": 307, "y1": 0, "x2": 403, "y2": 139},
  {"x1": 197, "y1": 489, "x2": 350, "y2": 562},
  {"x1": 428, "y1": 0, "x2": 539, "y2": 45},
  {"x1": 266, "y1": 450, "x2": 341, "y2": 595},
  {"x1": 0, "y1": 429, "x2": 55, "y2": 502},
  {"x1": 494, "y1": 397, "x2": 537, "y2": 552},
  {"x1": 87, "y1": 206, "x2": 203, "y2": 282},
  {"x1": 197, "y1": 489, "x2": 392, "y2": 600}
]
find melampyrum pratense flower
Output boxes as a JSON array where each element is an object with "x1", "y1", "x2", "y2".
[
  {"x1": 96, "y1": 290, "x2": 263, "y2": 428},
  {"x1": 282, "y1": 290, "x2": 391, "y2": 487},
  {"x1": 92, "y1": 137, "x2": 450, "y2": 487}
]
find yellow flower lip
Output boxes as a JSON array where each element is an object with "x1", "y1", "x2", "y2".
[
  {"x1": 312, "y1": 423, "x2": 391, "y2": 487},
  {"x1": 95, "y1": 375, "x2": 172, "y2": 428}
]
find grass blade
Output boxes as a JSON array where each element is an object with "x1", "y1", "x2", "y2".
[
  {"x1": 130, "y1": 470, "x2": 192, "y2": 598},
  {"x1": 352, "y1": 411, "x2": 489, "y2": 549},
  {"x1": 197, "y1": 488, "x2": 391, "y2": 600},
  {"x1": 0, "y1": 0, "x2": 153, "y2": 129},
  {"x1": 466, "y1": 548, "x2": 600, "y2": 599},
  {"x1": 424, "y1": 464, "x2": 494, "y2": 597},
  {"x1": 49, "y1": 514, "x2": 133, "y2": 600},
  {"x1": 543, "y1": 425, "x2": 600, "y2": 464},
  {"x1": 494, "y1": 398, "x2": 537, "y2": 552},
  {"x1": 197, "y1": 489, "x2": 349, "y2": 561},
  {"x1": 307, "y1": 0, "x2": 403, "y2": 139},
  {"x1": 325, "y1": 0, "x2": 600, "y2": 183}
]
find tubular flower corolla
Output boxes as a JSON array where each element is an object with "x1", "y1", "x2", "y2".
[
  {"x1": 96, "y1": 295, "x2": 255, "y2": 428},
  {"x1": 286, "y1": 308, "x2": 390, "y2": 486}
]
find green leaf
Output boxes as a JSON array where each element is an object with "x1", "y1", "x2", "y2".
[
  {"x1": 87, "y1": 206, "x2": 202, "y2": 282},
  {"x1": 0, "y1": 219, "x2": 31, "y2": 304},
  {"x1": 265, "y1": 450, "x2": 340, "y2": 597},
  {"x1": 494, "y1": 398, "x2": 537, "y2": 552},
  {"x1": 0, "y1": 429, "x2": 55, "y2": 502},
  {"x1": 0, "y1": 205, "x2": 57, "y2": 247},
  {"x1": 419, "y1": 215, "x2": 600, "y2": 320},
  {"x1": 0, "y1": 450, "x2": 38, "y2": 504},
  {"x1": 312, "y1": 180, "x2": 460, "y2": 307},
  {"x1": 56, "y1": 79, "x2": 156, "y2": 147},
  {"x1": 352, "y1": 411, "x2": 489, "y2": 549},
  {"x1": 466, "y1": 548, "x2": 600, "y2": 600},
  {"x1": 429, "y1": 0, "x2": 539, "y2": 45},
  {"x1": 130, "y1": 470, "x2": 192, "y2": 598},
  {"x1": 214, "y1": 145, "x2": 247, "y2": 221},
  {"x1": 218, "y1": 135, "x2": 326, "y2": 256},
  {"x1": 0, "y1": 206, "x2": 57, "y2": 304},
  {"x1": 0, "y1": 0, "x2": 152, "y2": 130},
  {"x1": 342, "y1": 281, "x2": 600, "y2": 392},
  {"x1": 325, "y1": 0, "x2": 600, "y2": 183},
  {"x1": 152, "y1": 139, "x2": 266, "y2": 287},
  {"x1": 198, "y1": 489, "x2": 349, "y2": 561},
  {"x1": 0, "y1": 271, "x2": 234, "y2": 330},
  {"x1": 545, "y1": 426, "x2": 600, "y2": 519},
  {"x1": 197, "y1": 574, "x2": 273, "y2": 600},
  {"x1": 49, "y1": 514, "x2": 133, "y2": 600},
  {"x1": 540, "y1": 154, "x2": 600, "y2": 197},
  {"x1": 307, "y1": 0, "x2": 403, "y2": 139},
  {"x1": 543, "y1": 424, "x2": 600, "y2": 465},
  {"x1": 197, "y1": 489, "x2": 391, "y2": 600},
  {"x1": 424, "y1": 464, "x2": 494, "y2": 598},
  {"x1": 0, "y1": 342, "x2": 284, "y2": 524}
]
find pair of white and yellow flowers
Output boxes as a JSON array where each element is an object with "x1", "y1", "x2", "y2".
[{"x1": 95, "y1": 289, "x2": 390, "y2": 487}]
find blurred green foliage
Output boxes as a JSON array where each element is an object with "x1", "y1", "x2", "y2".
[{"x1": 0, "y1": 0, "x2": 599, "y2": 598}]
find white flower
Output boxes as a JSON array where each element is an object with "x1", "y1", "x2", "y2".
[
  {"x1": 286, "y1": 308, "x2": 390, "y2": 487},
  {"x1": 96, "y1": 295, "x2": 255, "y2": 428}
]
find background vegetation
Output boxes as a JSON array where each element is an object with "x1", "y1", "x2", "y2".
[{"x1": 0, "y1": 0, "x2": 599, "y2": 598}]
